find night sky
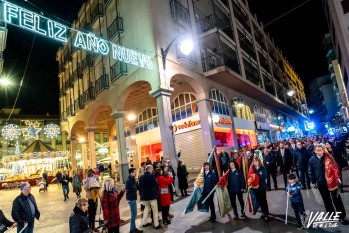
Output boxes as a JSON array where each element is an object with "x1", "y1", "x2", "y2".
[{"x1": 1, "y1": 0, "x2": 329, "y2": 115}]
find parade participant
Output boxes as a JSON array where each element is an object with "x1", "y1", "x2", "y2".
[
  {"x1": 277, "y1": 143, "x2": 293, "y2": 189},
  {"x1": 139, "y1": 165, "x2": 160, "y2": 229},
  {"x1": 12, "y1": 182, "x2": 40, "y2": 233},
  {"x1": 286, "y1": 173, "x2": 306, "y2": 230},
  {"x1": 126, "y1": 168, "x2": 143, "y2": 233},
  {"x1": 308, "y1": 145, "x2": 347, "y2": 225},
  {"x1": 326, "y1": 141, "x2": 346, "y2": 193},
  {"x1": 69, "y1": 198, "x2": 90, "y2": 233},
  {"x1": 155, "y1": 168, "x2": 173, "y2": 225},
  {"x1": 84, "y1": 169, "x2": 101, "y2": 232},
  {"x1": 293, "y1": 141, "x2": 312, "y2": 189},
  {"x1": 250, "y1": 157, "x2": 270, "y2": 221},
  {"x1": 101, "y1": 178, "x2": 125, "y2": 233},
  {"x1": 72, "y1": 171, "x2": 82, "y2": 198},
  {"x1": 0, "y1": 209, "x2": 16, "y2": 232},
  {"x1": 263, "y1": 148, "x2": 278, "y2": 191},
  {"x1": 227, "y1": 160, "x2": 246, "y2": 219},
  {"x1": 236, "y1": 150, "x2": 253, "y2": 183},
  {"x1": 202, "y1": 162, "x2": 218, "y2": 222},
  {"x1": 177, "y1": 160, "x2": 189, "y2": 197}
]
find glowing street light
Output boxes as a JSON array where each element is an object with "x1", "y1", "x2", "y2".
[
  {"x1": 127, "y1": 114, "x2": 136, "y2": 121},
  {"x1": 78, "y1": 137, "x2": 85, "y2": 143},
  {"x1": 0, "y1": 77, "x2": 11, "y2": 87},
  {"x1": 287, "y1": 89, "x2": 294, "y2": 97},
  {"x1": 309, "y1": 109, "x2": 314, "y2": 114}
]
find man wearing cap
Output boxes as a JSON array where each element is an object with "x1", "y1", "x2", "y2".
[{"x1": 12, "y1": 182, "x2": 40, "y2": 233}]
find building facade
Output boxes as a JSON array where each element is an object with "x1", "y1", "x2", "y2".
[
  {"x1": 0, "y1": 18, "x2": 6, "y2": 74},
  {"x1": 57, "y1": 0, "x2": 308, "y2": 181}
]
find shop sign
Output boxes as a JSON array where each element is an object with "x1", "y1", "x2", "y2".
[
  {"x1": 2, "y1": 1, "x2": 153, "y2": 70},
  {"x1": 173, "y1": 115, "x2": 201, "y2": 135},
  {"x1": 212, "y1": 114, "x2": 233, "y2": 128}
]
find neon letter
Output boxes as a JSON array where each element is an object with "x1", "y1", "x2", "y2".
[
  {"x1": 19, "y1": 9, "x2": 34, "y2": 31},
  {"x1": 98, "y1": 40, "x2": 109, "y2": 55},
  {"x1": 86, "y1": 34, "x2": 98, "y2": 53},
  {"x1": 54, "y1": 22, "x2": 67, "y2": 43},
  {"x1": 130, "y1": 51, "x2": 138, "y2": 66},
  {"x1": 34, "y1": 15, "x2": 47, "y2": 36},
  {"x1": 122, "y1": 48, "x2": 131, "y2": 63},
  {"x1": 74, "y1": 32, "x2": 87, "y2": 50},
  {"x1": 112, "y1": 45, "x2": 123, "y2": 61},
  {"x1": 47, "y1": 20, "x2": 54, "y2": 38},
  {"x1": 4, "y1": 3, "x2": 19, "y2": 23}
]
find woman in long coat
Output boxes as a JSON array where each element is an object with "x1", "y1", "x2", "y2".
[
  {"x1": 177, "y1": 160, "x2": 189, "y2": 196},
  {"x1": 155, "y1": 168, "x2": 173, "y2": 225}
]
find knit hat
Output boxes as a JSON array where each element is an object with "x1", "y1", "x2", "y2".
[{"x1": 20, "y1": 182, "x2": 28, "y2": 191}]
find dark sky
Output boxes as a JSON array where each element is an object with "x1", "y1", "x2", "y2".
[{"x1": 1, "y1": 0, "x2": 329, "y2": 115}]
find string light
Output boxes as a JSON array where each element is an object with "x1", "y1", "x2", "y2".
[
  {"x1": 1, "y1": 124, "x2": 21, "y2": 140},
  {"x1": 44, "y1": 124, "x2": 60, "y2": 139}
]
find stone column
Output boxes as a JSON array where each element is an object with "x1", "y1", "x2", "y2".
[
  {"x1": 51, "y1": 138, "x2": 56, "y2": 149},
  {"x1": 197, "y1": 99, "x2": 217, "y2": 153},
  {"x1": 109, "y1": 136, "x2": 115, "y2": 178},
  {"x1": 70, "y1": 137, "x2": 77, "y2": 171},
  {"x1": 151, "y1": 87, "x2": 178, "y2": 190},
  {"x1": 62, "y1": 131, "x2": 67, "y2": 151},
  {"x1": 100, "y1": 132, "x2": 104, "y2": 144},
  {"x1": 81, "y1": 142, "x2": 88, "y2": 170},
  {"x1": 86, "y1": 127, "x2": 97, "y2": 169},
  {"x1": 112, "y1": 112, "x2": 128, "y2": 183},
  {"x1": 130, "y1": 126, "x2": 139, "y2": 169}
]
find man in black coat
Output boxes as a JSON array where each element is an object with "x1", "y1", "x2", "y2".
[
  {"x1": 60, "y1": 171, "x2": 70, "y2": 201},
  {"x1": 203, "y1": 162, "x2": 218, "y2": 222},
  {"x1": 12, "y1": 182, "x2": 40, "y2": 233},
  {"x1": 293, "y1": 142, "x2": 312, "y2": 189},
  {"x1": 227, "y1": 160, "x2": 246, "y2": 219},
  {"x1": 276, "y1": 143, "x2": 293, "y2": 189},
  {"x1": 263, "y1": 148, "x2": 278, "y2": 190},
  {"x1": 42, "y1": 170, "x2": 48, "y2": 188}
]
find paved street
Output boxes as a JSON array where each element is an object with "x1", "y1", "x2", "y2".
[{"x1": 0, "y1": 169, "x2": 348, "y2": 233}]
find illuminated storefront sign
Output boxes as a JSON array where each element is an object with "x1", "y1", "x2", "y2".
[
  {"x1": 212, "y1": 114, "x2": 233, "y2": 127},
  {"x1": 173, "y1": 115, "x2": 201, "y2": 135},
  {"x1": 2, "y1": 1, "x2": 153, "y2": 69}
]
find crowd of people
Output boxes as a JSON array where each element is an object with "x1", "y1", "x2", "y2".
[{"x1": 0, "y1": 136, "x2": 348, "y2": 232}]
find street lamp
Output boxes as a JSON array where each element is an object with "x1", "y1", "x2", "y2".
[
  {"x1": 309, "y1": 109, "x2": 314, "y2": 114},
  {"x1": 286, "y1": 89, "x2": 294, "y2": 97},
  {"x1": 0, "y1": 77, "x2": 10, "y2": 87},
  {"x1": 127, "y1": 113, "x2": 136, "y2": 121},
  {"x1": 161, "y1": 35, "x2": 194, "y2": 70}
]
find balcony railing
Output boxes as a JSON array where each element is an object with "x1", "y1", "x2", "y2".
[
  {"x1": 170, "y1": 0, "x2": 190, "y2": 25},
  {"x1": 59, "y1": 88, "x2": 66, "y2": 97},
  {"x1": 110, "y1": 61, "x2": 127, "y2": 83},
  {"x1": 64, "y1": 52, "x2": 72, "y2": 65},
  {"x1": 68, "y1": 76, "x2": 74, "y2": 87},
  {"x1": 95, "y1": 74, "x2": 109, "y2": 95},
  {"x1": 82, "y1": 54, "x2": 93, "y2": 72},
  {"x1": 72, "y1": 67, "x2": 82, "y2": 82},
  {"x1": 197, "y1": 14, "x2": 225, "y2": 34},
  {"x1": 91, "y1": 4, "x2": 104, "y2": 25},
  {"x1": 74, "y1": 95, "x2": 84, "y2": 110},
  {"x1": 64, "y1": 81, "x2": 70, "y2": 92},
  {"x1": 60, "y1": 111, "x2": 67, "y2": 122},
  {"x1": 66, "y1": 105, "x2": 75, "y2": 117},
  {"x1": 107, "y1": 17, "x2": 124, "y2": 40},
  {"x1": 202, "y1": 55, "x2": 224, "y2": 72},
  {"x1": 58, "y1": 64, "x2": 65, "y2": 73},
  {"x1": 83, "y1": 87, "x2": 95, "y2": 103}
]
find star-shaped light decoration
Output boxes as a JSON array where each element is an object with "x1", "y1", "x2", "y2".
[
  {"x1": 22, "y1": 123, "x2": 42, "y2": 140},
  {"x1": 1, "y1": 124, "x2": 21, "y2": 140},
  {"x1": 44, "y1": 124, "x2": 60, "y2": 139}
]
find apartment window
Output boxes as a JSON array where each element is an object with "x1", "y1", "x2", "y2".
[
  {"x1": 135, "y1": 108, "x2": 159, "y2": 134},
  {"x1": 254, "y1": 105, "x2": 268, "y2": 123},
  {"x1": 341, "y1": 0, "x2": 349, "y2": 14},
  {"x1": 171, "y1": 92, "x2": 198, "y2": 122},
  {"x1": 210, "y1": 89, "x2": 229, "y2": 116}
]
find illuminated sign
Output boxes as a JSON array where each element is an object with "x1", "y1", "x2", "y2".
[
  {"x1": 304, "y1": 121, "x2": 315, "y2": 131},
  {"x1": 2, "y1": 1, "x2": 153, "y2": 70},
  {"x1": 212, "y1": 114, "x2": 233, "y2": 128},
  {"x1": 173, "y1": 115, "x2": 201, "y2": 135}
]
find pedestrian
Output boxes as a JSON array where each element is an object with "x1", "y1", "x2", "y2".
[
  {"x1": 293, "y1": 141, "x2": 311, "y2": 189},
  {"x1": 250, "y1": 156, "x2": 270, "y2": 221},
  {"x1": 101, "y1": 178, "x2": 125, "y2": 233},
  {"x1": 60, "y1": 171, "x2": 70, "y2": 201},
  {"x1": 145, "y1": 157, "x2": 152, "y2": 165},
  {"x1": 139, "y1": 165, "x2": 160, "y2": 229},
  {"x1": 326, "y1": 141, "x2": 346, "y2": 193},
  {"x1": 177, "y1": 160, "x2": 189, "y2": 197},
  {"x1": 263, "y1": 148, "x2": 278, "y2": 190},
  {"x1": 137, "y1": 162, "x2": 146, "y2": 179},
  {"x1": 84, "y1": 169, "x2": 101, "y2": 232},
  {"x1": 72, "y1": 171, "x2": 82, "y2": 198},
  {"x1": 11, "y1": 182, "x2": 40, "y2": 233},
  {"x1": 286, "y1": 173, "x2": 306, "y2": 230},
  {"x1": 42, "y1": 170, "x2": 48, "y2": 188},
  {"x1": 126, "y1": 168, "x2": 143, "y2": 233},
  {"x1": 115, "y1": 160, "x2": 120, "y2": 181},
  {"x1": 202, "y1": 162, "x2": 218, "y2": 222},
  {"x1": 236, "y1": 150, "x2": 253, "y2": 183},
  {"x1": 227, "y1": 160, "x2": 246, "y2": 219},
  {"x1": 69, "y1": 197, "x2": 90, "y2": 233},
  {"x1": 56, "y1": 170, "x2": 62, "y2": 186},
  {"x1": 166, "y1": 160, "x2": 177, "y2": 200},
  {"x1": 0, "y1": 208, "x2": 17, "y2": 232},
  {"x1": 155, "y1": 168, "x2": 173, "y2": 225},
  {"x1": 277, "y1": 143, "x2": 293, "y2": 189},
  {"x1": 308, "y1": 145, "x2": 347, "y2": 225}
]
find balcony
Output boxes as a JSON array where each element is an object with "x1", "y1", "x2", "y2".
[
  {"x1": 68, "y1": 76, "x2": 74, "y2": 87},
  {"x1": 177, "y1": 46, "x2": 197, "y2": 67},
  {"x1": 104, "y1": 0, "x2": 113, "y2": 8},
  {"x1": 110, "y1": 61, "x2": 127, "y2": 83},
  {"x1": 60, "y1": 111, "x2": 67, "y2": 122},
  {"x1": 59, "y1": 88, "x2": 66, "y2": 97},
  {"x1": 66, "y1": 105, "x2": 75, "y2": 117},
  {"x1": 74, "y1": 95, "x2": 84, "y2": 111},
  {"x1": 63, "y1": 52, "x2": 72, "y2": 66},
  {"x1": 58, "y1": 64, "x2": 65, "y2": 74},
  {"x1": 82, "y1": 54, "x2": 93, "y2": 72},
  {"x1": 107, "y1": 17, "x2": 124, "y2": 40},
  {"x1": 64, "y1": 81, "x2": 70, "y2": 93},
  {"x1": 95, "y1": 74, "x2": 109, "y2": 95},
  {"x1": 83, "y1": 87, "x2": 95, "y2": 104},
  {"x1": 170, "y1": 0, "x2": 191, "y2": 26},
  {"x1": 72, "y1": 67, "x2": 82, "y2": 82},
  {"x1": 91, "y1": 4, "x2": 104, "y2": 25},
  {"x1": 81, "y1": 22, "x2": 91, "y2": 32},
  {"x1": 196, "y1": 14, "x2": 234, "y2": 41}
]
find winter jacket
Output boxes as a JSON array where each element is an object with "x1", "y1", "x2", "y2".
[
  {"x1": 139, "y1": 172, "x2": 158, "y2": 201},
  {"x1": 203, "y1": 170, "x2": 218, "y2": 196},
  {"x1": 227, "y1": 169, "x2": 246, "y2": 194},
  {"x1": 263, "y1": 153, "x2": 277, "y2": 171},
  {"x1": 293, "y1": 147, "x2": 311, "y2": 170},
  {"x1": 276, "y1": 149, "x2": 293, "y2": 173},
  {"x1": 156, "y1": 175, "x2": 173, "y2": 207},
  {"x1": 60, "y1": 174, "x2": 70, "y2": 185},
  {"x1": 125, "y1": 175, "x2": 137, "y2": 201},
  {"x1": 252, "y1": 166, "x2": 267, "y2": 190},
  {"x1": 12, "y1": 193, "x2": 40, "y2": 225},
  {"x1": 308, "y1": 155, "x2": 327, "y2": 186},
  {"x1": 69, "y1": 206, "x2": 89, "y2": 233},
  {"x1": 0, "y1": 210, "x2": 14, "y2": 232},
  {"x1": 286, "y1": 182, "x2": 303, "y2": 203},
  {"x1": 101, "y1": 189, "x2": 124, "y2": 228}
]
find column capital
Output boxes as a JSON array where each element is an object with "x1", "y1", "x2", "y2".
[
  {"x1": 111, "y1": 111, "x2": 126, "y2": 119},
  {"x1": 150, "y1": 86, "x2": 174, "y2": 98},
  {"x1": 69, "y1": 136, "x2": 77, "y2": 141},
  {"x1": 85, "y1": 126, "x2": 97, "y2": 133}
]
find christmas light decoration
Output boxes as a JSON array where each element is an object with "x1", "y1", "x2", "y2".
[
  {"x1": 22, "y1": 122, "x2": 42, "y2": 140},
  {"x1": 44, "y1": 124, "x2": 60, "y2": 139},
  {"x1": 1, "y1": 124, "x2": 21, "y2": 140}
]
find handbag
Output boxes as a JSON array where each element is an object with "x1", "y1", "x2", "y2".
[
  {"x1": 160, "y1": 188, "x2": 169, "y2": 194},
  {"x1": 89, "y1": 179, "x2": 101, "y2": 190}
]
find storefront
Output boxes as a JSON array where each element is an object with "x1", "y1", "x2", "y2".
[
  {"x1": 234, "y1": 117, "x2": 257, "y2": 148},
  {"x1": 212, "y1": 114, "x2": 235, "y2": 148},
  {"x1": 135, "y1": 127, "x2": 162, "y2": 163},
  {"x1": 255, "y1": 121, "x2": 271, "y2": 145}
]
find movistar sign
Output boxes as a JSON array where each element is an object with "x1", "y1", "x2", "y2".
[{"x1": 1, "y1": 1, "x2": 153, "y2": 69}]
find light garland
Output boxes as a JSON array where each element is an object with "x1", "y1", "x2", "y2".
[
  {"x1": 1, "y1": 124, "x2": 21, "y2": 140},
  {"x1": 21, "y1": 122, "x2": 42, "y2": 140},
  {"x1": 44, "y1": 124, "x2": 60, "y2": 139}
]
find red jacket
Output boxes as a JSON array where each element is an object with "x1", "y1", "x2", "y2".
[
  {"x1": 156, "y1": 175, "x2": 173, "y2": 207},
  {"x1": 101, "y1": 189, "x2": 124, "y2": 228}
]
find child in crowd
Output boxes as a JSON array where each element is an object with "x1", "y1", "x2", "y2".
[{"x1": 286, "y1": 173, "x2": 307, "y2": 230}]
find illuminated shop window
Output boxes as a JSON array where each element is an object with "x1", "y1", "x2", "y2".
[
  {"x1": 210, "y1": 89, "x2": 229, "y2": 116},
  {"x1": 135, "y1": 107, "x2": 159, "y2": 134},
  {"x1": 171, "y1": 92, "x2": 198, "y2": 122},
  {"x1": 232, "y1": 97, "x2": 254, "y2": 120},
  {"x1": 253, "y1": 105, "x2": 268, "y2": 123},
  {"x1": 268, "y1": 110, "x2": 278, "y2": 125}
]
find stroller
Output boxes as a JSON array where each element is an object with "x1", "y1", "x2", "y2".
[{"x1": 38, "y1": 180, "x2": 47, "y2": 192}]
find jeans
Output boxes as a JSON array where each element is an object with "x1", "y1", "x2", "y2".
[
  {"x1": 297, "y1": 169, "x2": 310, "y2": 188},
  {"x1": 291, "y1": 202, "x2": 305, "y2": 227},
  {"x1": 62, "y1": 184, "x2": 69, "y2": 199},
  {"x1": 17, "y1": 221, "x2": 34, "y2": 233},
  {"x1": 142, "y1": 200, "x2": 159, "y2": 227},
  {"x1": 128, "y1": 200, "x2": 137, "y2": 231}
]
